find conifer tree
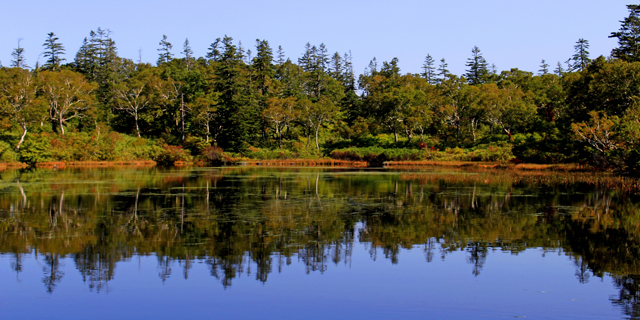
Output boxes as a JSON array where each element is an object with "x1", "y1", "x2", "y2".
[
  {"x1": 610, "y1": 5, "x2": 640, "y2": 62},
  {"x1": 42, "y1": 32, "x2": 65, "y2": 71},
  {"x1": 571, "y1": 38, "x2": 591, "y2": 71},
  {"x1": 276, "y1": 46, "x2": 286, "y2": 65},
  {"x1": 554, "y1": 61, "x2": 565, "y2": 76},
  {"x1": 10, "y1": 38, "x2": 28, "y2": 69},
  {"x1": 538, "y1": 59, "x2": 549, "y2": 75},
  {"x1": 157, "y1": 35, "x2": 173, "y2": 65},
  {"x1": 421, "y1": 54, "x2": 436, "y2": 84},
  {"x1": 465, "y1": 46, "x2": 489, "y2": 85},
  {"x1": 206, "y1": 38, "x2": 221, "y2": 62},
  {"x1": 183, "y1": 38, "x2": 194, "y2": 70},
  {"x1": 437, "y1": 58, "x2": 450, "y2": 82}
]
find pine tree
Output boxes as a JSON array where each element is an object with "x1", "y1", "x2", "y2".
[
  {"x1": 157, "y1": 35, "x2": 173, "y2": 65},
  {"x1": 10, "y1": 38, "x2": 28, "y2": 69},
  {"x1": 610, "y1": 5, "x2": 640, "y2": 62},
  {"x1": 421, "y1": 54, "x2": 436, "y2": 84},
  {"x1": 538, "y1": 59, "x2": 549, "y2": 75},
  {"x1": 42, "y1": 32, "x2": 66, "y2": 71},
  {"x1": 465, "y1": 46, "x2": 489, "y2": 85},
  {"x1": 571, "y1": 38, "x2": 591, "y2": 71}
]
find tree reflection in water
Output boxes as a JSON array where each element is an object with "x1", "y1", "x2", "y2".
[{"x1": 0, "y1": 167, "x2": 640, "y2": 316}]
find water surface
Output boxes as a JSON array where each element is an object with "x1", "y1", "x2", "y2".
[{"x1": 0, "y1": 167, "x2": 638, "y2": 319}]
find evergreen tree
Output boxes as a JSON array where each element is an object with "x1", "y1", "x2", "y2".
[
  {"x1": 252, "y1": 39, "x2": 274, "y2": 96},
  {"x1": 10, "y1": 38, "x2": 28, "y2": 69},
  {"x1": 329, "y1": 52, "x2": 344, "y2": 83},
  {"x1": 42, "y1": 32, "x2": 66, "y2": 71},
  {"x1": 571, "y1": 38, "x2": 591, "y2": 71},
  {"x1": 554, "y1": 61, "x2": 565, "y2": 76},
  {"x1": 465, "y1": 46, "x2": 489, "y2": 85},
  {"x1": 538, "y1": 59, "x2": 549, "y2": 75},
  {"x1": 157, "y1": 35, "x2": 173, "y2": 65},
  {"x1": 421, "y1": 54, "x2": 436, "y2": 84},
  {"x1": 276, "y1": 45, "x2": 285, "y2": 65},
  {"x1": 437, "y1": 58, "x2": 450, "y2": 82},
  {"x1": 380, "y1": 57, "x2": 400, "y2": 78},
  {"x1": 610, "y1": 5, "x2": 640, "y2": 62},
  {"x1": 215, "y1": 35, "x2": 254, "y2": 152},
  {"x1": 206, "y1": 38, "x2": 221, "y2": 62},
  {"x1": 183, "y1": 38, "x2": 194, "y2": 70}
]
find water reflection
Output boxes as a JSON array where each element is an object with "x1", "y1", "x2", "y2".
[{"x1": 0, "y1": 167, "x2": 639, "y2": 317}]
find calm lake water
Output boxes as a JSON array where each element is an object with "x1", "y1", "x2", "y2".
[{"x1": 0, "y1": 166, "x2": 639, "y2": 319}]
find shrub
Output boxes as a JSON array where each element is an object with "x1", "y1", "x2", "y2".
[{"x1": 154, "y1": 145, "x2": 193, "y2": 165}]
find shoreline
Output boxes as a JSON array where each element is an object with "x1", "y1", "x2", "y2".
[{"x1": 0, "y1": 159, "x2": 593, "y2": 172}]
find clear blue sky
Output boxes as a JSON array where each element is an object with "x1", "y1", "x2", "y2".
[{"x1": 0, "y1": 0, "x2": 633, "y2": 76}]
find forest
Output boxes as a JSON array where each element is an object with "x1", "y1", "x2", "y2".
[{"x1": 2, "y1": 5, "x2": 640, "y2": 173}]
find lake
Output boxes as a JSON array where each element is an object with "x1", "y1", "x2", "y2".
[{"x1": 0, "y1": 166, "x2": 638, "y2": 319}]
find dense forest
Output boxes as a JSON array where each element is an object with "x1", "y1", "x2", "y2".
[{"x1": 2, "y1": 5, "x2": 640, "y2": 173}]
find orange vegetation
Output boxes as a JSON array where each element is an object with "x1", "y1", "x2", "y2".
[{"x1": 241, "y1": 159, "x2": 367, "y2": 167}]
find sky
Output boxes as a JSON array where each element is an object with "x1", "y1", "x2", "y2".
[{"x1": 0, "y1": 0, "x2": 633, "y2": 76}]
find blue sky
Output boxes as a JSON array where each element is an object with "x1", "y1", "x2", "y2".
[{"x1": 0, "y1": 0, "x2": 633, "y2": 76}]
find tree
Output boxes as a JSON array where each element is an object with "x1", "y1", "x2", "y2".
[
  {"x1": 0, "y1": 68, "x2": 45, "y2": 150},
  {"x1": 263, "y1": 97, "x2": 296, "y2": 148},
  {"x1": 187, "y1": 93, "x2": 219, "y2": 144},
  {"x1": 465, "y1": 46, "x2": 489, "y2": 85},
  {"x1": 538, "y1": 59, "x2": 549, "y2": 75},
  {"x1": 610, "y1": 5, "x2": 640, "y2": 62},
  {"x1": 112, "y1": 68, "x2": 162, "y2": 137},
  {"x1": 11, "y1": 38, "x2": 28, "y2": 69},
  {"x1": 206, "y1": 38, "x2": 222, "y2": 62},
  {"x1": 39, "y1": 70, "x2": 97, "y2": 134},
  {"x1": 183, "y1": 38, "x2": 194, "y2": 70},
  {"x1": 42, "y1": 32, "x2": 66, "y2": 71},
  {"x1": 300, "y1": 97, "x2": 339, "y2": 150},
  {"x1": 571, "y1": 39, "x2": 591, "y2": 71},
  {"x1": 554, "y1": 61, "x2": 565, "y2": 76},
  {"x1": 421, "y1": 54, "x2": 437, "y2": 84},
  {"x1": 157, "y1": 35, "x2": 173, "y2": 65},
  {"x1": 437, "y1": 58, "x2": 450, "y2": 82}
]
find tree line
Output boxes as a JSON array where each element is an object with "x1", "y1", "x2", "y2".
[{"x1": 2, "y1": 5, "x2": 640, "y2": 173}]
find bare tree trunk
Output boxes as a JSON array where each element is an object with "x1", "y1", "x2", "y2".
[
  {"x1": 15, "y1": 123, "x2": 27, "y2": 151},
  {"x1": 315, "y1": 125, "x2": 320, "y2": 150},
  {"x1": 181, "y1": 94, "x2": 185, "y2": 142},
  {"x1": 135, "y1": 113, "x2": 141, "y2": 138}
]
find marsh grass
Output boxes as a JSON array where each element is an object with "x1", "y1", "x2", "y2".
[{"x1": 400, "y1": 167, "x2": 640, "y2": 193}]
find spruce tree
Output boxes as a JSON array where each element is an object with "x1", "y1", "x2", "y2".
[
  {"x1": 421, "y1": 54, "x2": 436, "y2": 84},
  {"x1": 538, "y1": 59, "x2": 549, "y2": 75},
  {"x1": 10, "y1": 38, "x2": 28, "y2": 69},
  {"x1": 183, "y1": 38, "x2": 194, "y2": 70},
  {"x1": 42, "y1": 32, "x2": 65, "y2": 71},
  {"x1": 437, "y1": 58, "x2": 450, "y2": 82},
  {"x1": 206, "y1": 38, "x2": 221, "y2": 62},
  {"x1": 610, "y1": 5, "x2": 640, "y2": 62},
  {"x1": 465, "y1": 46, "x2": 489, "y2": 85},
  {"x1": 157, "y1": 35, "x2": 173, "y2": 65},
  {"x1": 554, "y1": 61, "x2": 564, "y2": 76},
  {"x1": 571, "y1": 38, "x2": 591, "y2": 71},
  {"x1": 276, "y1": 46, "x2": 285, "y2": 65}
]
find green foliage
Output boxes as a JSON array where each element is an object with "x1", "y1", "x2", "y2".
[{"x1": 0, "y1": 141, "x2": 18, "y2": 163}]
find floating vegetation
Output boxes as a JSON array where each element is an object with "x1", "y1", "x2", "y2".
[{"x1": 400, "y1": 167, "x2": 640, "y2": 193}]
